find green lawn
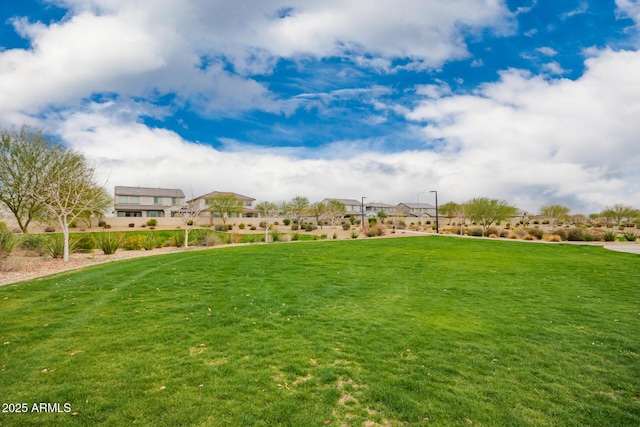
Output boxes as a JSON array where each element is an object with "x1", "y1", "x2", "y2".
[{"x1": 1, "y1": 237, "x2": 638, "y2": 426}]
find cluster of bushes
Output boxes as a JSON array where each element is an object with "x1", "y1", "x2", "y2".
[{"x1": 454, "y1": 225, "x2": 631, "y2": 242}]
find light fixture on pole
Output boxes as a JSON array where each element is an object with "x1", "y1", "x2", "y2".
[{"x1": 430, "y1": 190, "x2": 439, "y2": 234}]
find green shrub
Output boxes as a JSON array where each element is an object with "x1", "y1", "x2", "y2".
[
  {"x1": 469, "y1": 227, "x2": 484, "y2": 237},
  {"x1": 291, "y1": 224, "x2": 299, "y2": 231},
  {"x1": 342, "y1": 222, "x2": 351, "y2": 230},
  {"x1": 238, "y1": 223, "x2": 245, "y2": 229},
  {"x1": 142, "y1": 233, "x2": 162, "y2": 250},
  {"x1": 19, "y1": 234, "x2": 46, "y2": 256},
  {"x1": 582, "y1": 231, "x2": 596, "y2": 242},
  {"x1": 270, "y1": 229, "x2": 282, "y2": 242},
  {"x1": 283, "y1": 218, "x2": 291, "y2": 226},
  {"x1": 45, "y1": 234, "x2": 79, "y2": 258},
  {"x1": 526, "y1": 228, "x2": 544, "y2": 240},
  {"x1": 146, "y1": 219, "x2": 158, "y2": 227},
  {"x1": 215, "y1": 224, "x2": 231, "y2": 232},
  {"x1": 122, "y1": 235, "x2": 144, "y2": 250},
  {"x1": 602, "y1": 231, "x2": 617, "y2": 242},
  {"x1": 170, "y1": 232, "x2": 185, "y2": 247},
  {"x1": 368, "y1": 217, "x2": 377, "y2": 226},
  {"x1": 97, "y1": 232, "x2": 121, "y2": 255},
  {"x1": 291, "y1": 232, "x2": 300, "y2": 241},
  {"x1": 566, "y1": 228, "x2": 585, "y2": 241},
  {"x1": 128, "y1": 223, "x2": 135, "y2": 228},
  {"x1": 0, "y1": 228, "x2": 17, "y2": 258},
  {"x1": 351, "y1": 230, "x2": 359, "y2": 239},
  {"x1": 75, "y1": 233, "x2": 96, "y2": 253},
  {"x1": 622, "y1": 231, "x2": 639, "y2": 242},
  {"x1": 486, "y1": 226, "x2": 499, "y2": 237},
  {"x1": 397, "y1": 221, "x2": 406, "y2": 230}
]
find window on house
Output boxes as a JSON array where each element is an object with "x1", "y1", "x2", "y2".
[
  {"x1": 172, "y1": 198, "x2": 181, "y2": 205},
  {"x1": 154, "y1": 197, "x2": 163, "y2": 205},
  {"x1": 117, "y1": 196, "x2": 140, "y2": 204}
]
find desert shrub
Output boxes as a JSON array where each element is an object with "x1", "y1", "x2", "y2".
[
  {"x1": 488, "y1": 233, "x2": 498, "y2": 238},
  {"x1": 290, "y1": 223, "x2": 299, "y2": 231},
  {"x1": 602, "y1": 231, "x2": 617, "y2": 242},
  {"x1": 283, "y1": 218, "x2": 291, "y2": 226},
  {"x1": 486, "y1": 226, "x2": 499, "y2": 237},
  {"x1": 566, "y1": 228, "x2": 585, "y2": 241},
  {"x1": 0, "y1": 228, "x2": 17, "y2": 258},
  {"x1": 250, "y1": 225, "x2": 256, "y2": 230},
  {"x1": 122, "y1": 235, "x2": 144, "y2": 250},
  {"x1": 526, "y1": 228, "x2": 544, "y2": 240},
  {"x1": 368, "y1": 217, "x2": 377, "y2": 226},
  {"x1": 243, "y1": 234, "x2": 261, "y2": 244},
  {"x1": 44, "y1": 226, "x2": 55, "y2": 233},
  {"x1": 128, "y1": 223, "x2": 135, "y2": 228},
  {"x1": 168, "y1": 232, "x2": 185, "y2": 247},
  {"x1": 222, "y1": 233, "x2": 241, "y2": 244},
  {"x1": 367, "y1": 228, "x2": 377, "y2": 237},
  {"x1": 194, "y1": 230, "x2": 218, "y2": 247},
  {"x1": 75, "y1": 233, "x2": 96, "y2": 253},
  {"x1": 141, "y1": 233, "x2": 162, "y2": 250},
  {"x1": 342, "y1": 222, "x2": 351, "y2": 230},
  {"x1": 623, "y1": 231, "x2": 639, "y2": 242},
  {"x1": 397, "y1": 221, "x2": 406, "y2": 230},
  {"x1": 499, "y1": 229, "x2": 510, "y2": 238},
  {"x1": 0, "y1": 222, "x2": 6, "y2": 229},
  {"x1": 45, "y1": 234, "x2": 80, "y2": 258},
  {"x1": 290, "y1": 232, "x2": 300, "y2": 241},
  {"x1": 270, "y1": 229, "x2": 282, "y2": 242},
  {"x1": 374, "y1": 224, "x2": 386, "y2": 236},
  {"x1": 97, "y1": 232, "x2": 122, "y2": 255},
  {"x1": 303, "y1": 223, "x2": 317, "y2": 232},
  {"x1": 523, "y1": 233, "x2": 536, "y2": 240},
  {"x1": 468, "y1": 227, "x2": 484, "y2": 237},
  {"x1": 544, "y1": 234, "x2": 563, "y2": 242},
  {"x1": 554, "y1": 229, "x2": 568, "y2": 241},
  {"x1": 19, "y1": 234, "x2": 46, "y2": 256},
  {"x1": 238, "y1": 223, "x2": 245, "y2": 229},
  {"x1": 146, "y1": 219, "x2": 158, "y2": 227},
  {"x1": 351, "y1": 230, "x2": 359, "y2": 239},
  {"x1": 215, "y1": 224, "x2": 231, "y2": 232},
  {"x1": 319, "y1": 233, "x2": 328, "y2": 240},
  {"x1": 582, "y1": 231, "x2": 598, "y2": 242}
]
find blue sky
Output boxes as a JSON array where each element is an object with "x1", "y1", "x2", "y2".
[{"x1": 1, "y1": 0, "x2": 639, "y2": 213}]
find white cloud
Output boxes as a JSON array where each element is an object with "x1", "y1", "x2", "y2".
[
  {"x1": 406, "y1": 48, "x2": 640, "y2": 212},
  {"x1": 616, "y1": 0, "x2": 640, "y2": 25}
]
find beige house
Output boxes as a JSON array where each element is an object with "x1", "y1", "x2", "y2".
[
  {"x1": 189, "y1": 191, "x2": 258, "y2": 219},
  {"x1": 114, "y1": 186, "x2": 185, "y2": 218},
  {"x1": 397, "y1": 203, "x2": 437, "y2": 218}
]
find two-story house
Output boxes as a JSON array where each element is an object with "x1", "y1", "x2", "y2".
[
  {"x1": 189, "y1": 191, "x2": 258, "y2": 219},
  {"x1": 397, "y1": 202, "x2": 437, "y2": 218},
  {"x1": 114, "y1": 186, "x2": 185, "y2": 218}
]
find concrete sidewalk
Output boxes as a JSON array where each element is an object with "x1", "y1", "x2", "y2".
[{"x1": 604, "y1": 243, "x2": 640, "y2": 255}]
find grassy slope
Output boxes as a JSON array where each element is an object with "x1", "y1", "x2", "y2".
[{"x1": 0, "y1": 237, "x2": 638, "y2": 426}]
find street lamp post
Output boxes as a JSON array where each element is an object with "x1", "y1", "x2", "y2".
[
  {"x1": 361, "y1": 196, "x2": 366, "y2": 229},
  {"x1": 430, "y1": 190, "x2": 439, "y2": 234},
  {"x1": 417, "y1": 191, "x2": 425, "y2": 204}
]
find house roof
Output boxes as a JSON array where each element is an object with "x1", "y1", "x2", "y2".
[
  {"x1": 398, "y1": 203, "x2": 436, "y2": 209},
  {"x1": 115, "y1": 186, "x2": 185, "y2": 198},
  {"x1": 323, "y1": 198, "x2": 362, "y2": 205},
  {"x1": 190, "y1": 191, "x2": 255, "y2": 202}
]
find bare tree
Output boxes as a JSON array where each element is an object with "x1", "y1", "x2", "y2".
[
  {"x1": 539, "y1": 204, "x2": 570, "y2": 231},
  {"x1": 324, "y1": 199, "x2": 346, "y2": 239},
  {"x1": 255, "y1": 201, "x2": 279, "y2": 242},
  {"x1": 31, "y1": 148, "x2": 110, "y2": 262},
  {"x1": 177, "y1": 198, "x2": 208, "y2": 249}
]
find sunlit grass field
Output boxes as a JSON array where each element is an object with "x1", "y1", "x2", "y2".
[{"x1": 1, "y1": 236, "x2": 638, "y2": 426}]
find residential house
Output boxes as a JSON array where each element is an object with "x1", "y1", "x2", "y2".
[
  {"x1": 322, "y1": 198, "x2": 364, "y2": 217},
  {"x1": 365, "y1": 202, "x2": 396, "y2": 217},
  {"x1": 397, "y1": 202, "x2": 437, "y2": 218},
  {"x1": 189, "y1": 191, "x2": 258, "y2": 219},
  {"x1": 114, "y1": 186, "x2": 185, "y2": 217}
]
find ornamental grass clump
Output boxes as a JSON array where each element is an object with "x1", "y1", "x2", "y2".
[
  {"x1": 97, "y1": 232, "x2": 121, "y2": 255},
  {"x1": 0, "y1": 228, "x2": 17, "y2": 258},
  {"x1": 142, "y1": 233, "x2": 162, "y2": 250},
  {"x1": 622, "y1": 231, "x2": 639, "y2": 242}
]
